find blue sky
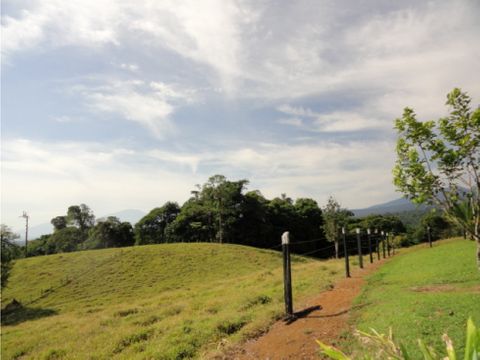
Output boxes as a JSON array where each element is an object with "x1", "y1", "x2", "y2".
[{"x1": 2, "y1": 0, "x2": 480, "y2": 232}]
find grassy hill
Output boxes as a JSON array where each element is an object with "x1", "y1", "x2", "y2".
[{"x1": 1, "y1": 243, "x2": 344, "y2": 359}]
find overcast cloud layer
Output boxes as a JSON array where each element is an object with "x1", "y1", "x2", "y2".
[{"x1": 2, "y1": 0, "x2": 480, "y2": 233}]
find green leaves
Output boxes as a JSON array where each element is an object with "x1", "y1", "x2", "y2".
[
  {"x1": 317, "y1": 319, "x2": 480, "y2": 360},
  {"x1": 316, "y1": 340, "x2": 351, "y2": 360},
  {"x1": 464, "y1": 318, "x2": 480, "y2": 360}
]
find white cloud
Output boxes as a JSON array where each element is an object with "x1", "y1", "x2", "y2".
[
  {"x1": 119, "y1": 63, "x2": 139, "y2": 72},
  {"x1": 77, "y1": 80, "x2": 197, "y2": 138},
  {"x1": 1, "y1": 0, "x2": 121, "y2": 59},
  {"x1": 277, "y1": 105, "x2": 387, "y2": 132},
  {"x1": 278, "y1": 118, "x2": 303, "y2": 127},
  {"x1": 129, "y1": 0, "x2": 254, "y2": 93},
  {"x1": 277, "y1": 104, "x2": 318, "y2": 118},
  {"x1": 88, "y1": 90, "x2": 175, "y2": 138}
]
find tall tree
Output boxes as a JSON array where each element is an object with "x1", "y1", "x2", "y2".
[
  {"x1": 199, "y1": 175, "x2": 249, "y2": 243},
  {"x1": 135, "y1": 202, "x2": 180, "y2": 245},
  {"x1": 67, "y1": 204, "x2": 95, "y2": 240},
  {"x1": 235, "y1": 191, "x2": 271, "y2": 247},
  {"x1": 47, "y1": 227, "x2": 83, "y2": 253},
  {"x1": 322, "y1": 196, "x2": 353, "y2": 258},
  {"x1": 165, "y1": 201, "x2": 214, "y2": 243},
  {"x1": 85, "y1": 217, "x2": 134, "y2": 249},
  {"x1": 51, "y1": 216, "x2": 67, "y2": 231},
  {"x1": 393, "y1": 88, "x2": 480, "y2": 269},
  {"x1": 1, "y1": 225, "x2": 20, "y2": 288}
]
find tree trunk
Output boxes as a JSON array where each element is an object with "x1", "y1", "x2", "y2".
[
  {"x1": 334, "y1": 240, "x2": 339, "y2": 259},
  {"x1": 476, "y1": 234, "x2": 480, "y2": 271}
]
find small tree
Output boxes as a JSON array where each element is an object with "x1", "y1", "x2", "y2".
[
  {"x1": 393, "y1": 88, "x2": 479, "y2": 269},
  {"x1": 323, "y1": 196, "x2": 353, "y2": 258}
]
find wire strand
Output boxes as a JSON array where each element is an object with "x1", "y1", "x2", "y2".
[{"x1": 296, "y1": 244, "x2": 336, "y2": 257}]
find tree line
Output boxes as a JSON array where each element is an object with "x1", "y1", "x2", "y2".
[{"x1": 1, "y1": 174, "x2": 464, "y2": 267}]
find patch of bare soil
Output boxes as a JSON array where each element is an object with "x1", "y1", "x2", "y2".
[{"x1": 222, "y1": 259, "x2": 387, "y2": 360}]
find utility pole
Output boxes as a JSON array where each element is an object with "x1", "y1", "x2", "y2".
[{"x1": 20, "y1": 211, "x2": 29, "y2": 257}]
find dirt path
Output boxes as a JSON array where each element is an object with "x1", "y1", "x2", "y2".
[{"x1": 231, "y1": 259, "x2": 386, "y2": 360}]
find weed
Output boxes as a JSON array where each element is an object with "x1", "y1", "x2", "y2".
[
  {"x1": 135, "y1": 315, "x2": 161, "y2": 326},
  {"x1": 217, "y1": 319, "x2": 248, "y2": 335},
  {"x1": 113, "y1": 329, "x2": 154, "y2": 354},
  {"x1": 114, "y1": 308, "x2": 138, "y2": 317},
  {"x1": 242, "y1": 295, "x2": 272, "y2": 310},
  {"x1": 11, "y1": 349, "x2": 28, "y2": 360},
  {"x1": 42, "y1": 349, "x2": 67, "y2": 360}
]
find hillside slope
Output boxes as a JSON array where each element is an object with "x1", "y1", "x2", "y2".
[{"x1": 2, "y1": 243, "x2": 344, "y2": 359}]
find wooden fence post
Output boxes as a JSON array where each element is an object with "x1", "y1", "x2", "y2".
[
  {"x1": 356, "y1": 228, "x2": 363, "y2": 269},
  {"x1": 282, "y1": 231, "x2": 293, "y2": 318},
  {"x1": 427, "y1": 226, "x2": 432, "y2": 248},
  {"x1": 375, "y1": 228, "x2": 380, "y2": 260},
  {"x1": 381, "y1": 231, "x2": 386, "y2": 258},
  {"x1": 392, "y1": 232, "x2": 396, "y2": 255},
  {"x1": 342, "y1": 227, "x2": 350, "y2": 278},
  {"x1": 367, "y1": 228, "x2": 373, "y2": 263},
  {"x1": 386, "y1": 232, "x2": 391, "y2": 257}
]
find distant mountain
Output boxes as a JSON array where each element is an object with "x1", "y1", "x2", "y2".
[
  {"x1": 352, "y1": 197, "x2": 430, "y2": 217},
  {"x1": 100, "y1": 209, "x2": 146, "y2": 225},
  {"x1": 16, "y1": 209, "x2": 146, "y2": 242}
]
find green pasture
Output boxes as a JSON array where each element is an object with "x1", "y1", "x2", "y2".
[{"x1": 1, "y1": 243, "x2": 343, "y2": 359}]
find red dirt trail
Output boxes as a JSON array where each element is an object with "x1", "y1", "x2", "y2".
[{"x1": 230, "y1": 258, "x2": 387, "y2": 360}]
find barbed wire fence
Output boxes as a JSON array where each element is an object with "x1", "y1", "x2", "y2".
[{"x1": 279, "y1": 228, "x2": 398, "y2": 320}]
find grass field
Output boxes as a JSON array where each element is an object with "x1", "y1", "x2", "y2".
[
  {"x1": 1, "y1": 243, "x2": 344, "y2": 359},
  {"x1": 348, "y1": 238, "x2": 480, "y2": 358}
]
